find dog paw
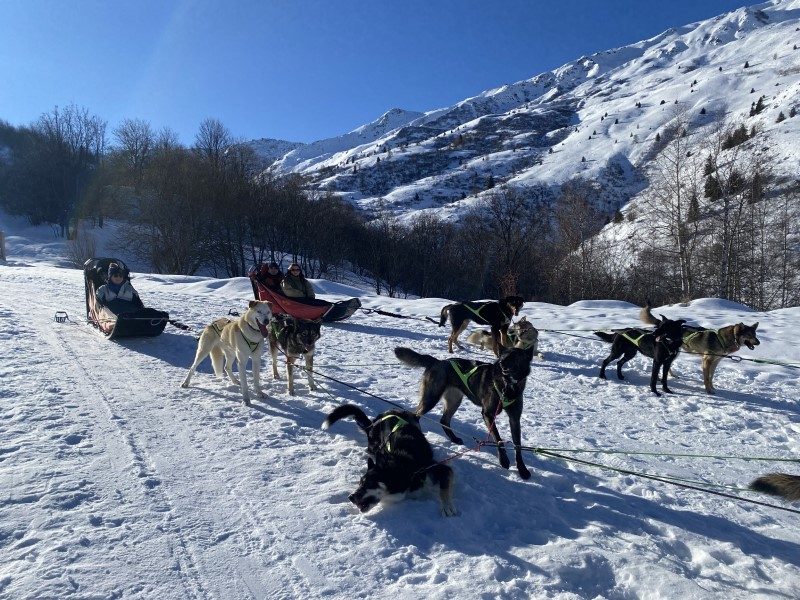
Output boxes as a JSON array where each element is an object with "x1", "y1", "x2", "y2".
[
  {"x1": 243, "y1": 398, "x2": 251, "y2": 406},
  {"x1": 518, "y1": 465, "x2": 531, "y2": 480},
  {"x1": 499, "y1": 455, "x2": 510, "y2": 470},
  {"x1": 180, "y1": 382, "x2": 189, "y2": 388},
  {"x1": 441, "y1": 503, "x2": 458, "y2": 517},
  {"x1": 662, "y1": 387, "x2": 673, "y2": 394},
  {"x1": 598, "y1": 372, "x2": 606, "y2": 380},
  {"x1": 652, "y1": 390, "x2": 662, "y2": 397}
]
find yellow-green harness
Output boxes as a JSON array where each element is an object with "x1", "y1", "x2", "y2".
[
  {"x1": 620, "y1": 331, "x2": 648, "y2": 347},
  {"x1": 464, "y1": 302, "x2": 511, "y2": 325},
  {"x1": 373, "y1": 414, "x2": 410, "y2": 452},
  {"x1": 449, "y1": 360, "x2": 517, "y2": 408}
]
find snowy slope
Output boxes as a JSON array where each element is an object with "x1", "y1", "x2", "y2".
[
  {"x1": 260, "y1": 0, "x2": 800, "y2": 222},
  {"x1": 1, "y1": 217, "x2": 800, "y2": 599},
  {"x1": 246, "y1": 137, "x2": 306, "y2": 168},
  {"x1": 271, "y1": 108, "x2": 425, "y2": 172}
]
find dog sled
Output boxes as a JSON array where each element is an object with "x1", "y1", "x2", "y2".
[
  {"x1": 83, "y1": 258, "x2": 169, "y2": 339},
  {"x1": 248, "y1": 266, "x2": 361, "y2": 323}
]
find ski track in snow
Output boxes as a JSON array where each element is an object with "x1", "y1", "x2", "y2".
[{"x1": 1, "y1": 263, "x2": 799, "y2": 599}]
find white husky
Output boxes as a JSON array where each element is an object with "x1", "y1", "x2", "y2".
[{"x1": 181, "y1": 300, "x2": 273, "y2": 405}]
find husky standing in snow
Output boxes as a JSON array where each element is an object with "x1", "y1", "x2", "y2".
[{"x1": 181, "y1": 300, "x2": 273, "y2": 406}]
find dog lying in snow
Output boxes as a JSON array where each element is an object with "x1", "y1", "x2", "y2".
[{"x1": 323, "y1": 404, "x2": 456, "y2": 516}]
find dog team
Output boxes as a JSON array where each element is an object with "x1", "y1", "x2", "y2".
[{"x1": 180, "y1": 293, "x2": 798, "y2": 514}]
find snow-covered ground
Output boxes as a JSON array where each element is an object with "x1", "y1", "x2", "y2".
[{"x1": 1, "y1": 218, "x2": 799, "y2": 599}]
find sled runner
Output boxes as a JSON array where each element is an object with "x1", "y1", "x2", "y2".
[
  {"x1": 248, "y1": 265, "x2": 361, "y2": 323},
  {"x1": 83, "y1": 258, "x2": 169, "y2": 339}
]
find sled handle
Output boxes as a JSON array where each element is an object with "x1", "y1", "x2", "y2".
[{"x1": 54, "y1": 311, "x2": 69, "y2": 324}]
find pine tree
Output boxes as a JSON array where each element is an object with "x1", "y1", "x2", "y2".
[
  {"x1": 776, "y1": 111, "x2": 786, "y2": 123},
  {"x1": 744, "y1": 61, "x2": 750, "y2": 68},
  {"x1": 791, "y1": 106, "x2": 797, "y2": 118},
  {"x1": 614, "y1": 118, "x2": 619, "y2": 124},
  {"x1": 655, "y1": 133, "x2": 661, "y2": 142},
  {"x1": 700, "y1": 107, "x2": 706, "y2": 115},
  {"x1": 704, "y1": 175, "x2": 722, "y2": 200},
  {"x1": 581, "y1": 156, "x2": 586, "y2": 163},
  {"x1": 486, "y1": 174, "x2": 495, "y2": 189},
  {"x1": 703, "y1": 155, "x2": 715, "y2": 176}
]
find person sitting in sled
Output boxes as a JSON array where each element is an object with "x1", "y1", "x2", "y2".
[
  {"x1": 257, "y1": 262, "x2": 284, "y2": 291},
  {"x1": 96, "y1": 262, "x2": 143, "y2": 310},
  {"x1": 281, "y1": 263, "x2": 315, "y2": 299}
]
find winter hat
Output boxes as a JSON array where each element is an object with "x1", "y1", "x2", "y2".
[
  {"x1": 268, "y1": 262, "x2": 279, "y2": 269},
  {"x1": 108, "y1": 263, "x2": 124, "y2": 279}
]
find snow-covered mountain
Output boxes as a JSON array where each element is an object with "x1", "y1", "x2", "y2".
[
  {"x1": 268, "y1": 108, "x2": 424, "y2": 173},
  {"x1": 246, "y1": 137, "x2": 305, "y2": 167},
  {"x1": 256, "y1": 0, "x2": 800, "y2": 221}
]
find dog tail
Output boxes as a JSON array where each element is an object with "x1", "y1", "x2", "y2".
[
  {"x1": 322, "y1": 404, "x2": 372, "y2": 433},
  {"x1": 749, "y1": 473, "x2": 800, "y2": 502},
  {"x1": 639, "y1": 301, "x2": 661, "y2": 326},
  {"x1": 439, "y1": 304, "x2": 453, "y2": 327},
  {"x1": 593, "y1": 331, "x2": 616, "y2": 343},
  {"x1": 394, "y1": 346, "x2": 439, "y2": 370}
]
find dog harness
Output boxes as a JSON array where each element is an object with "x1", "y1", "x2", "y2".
[
  {"x1": 239, "y1": 324, "x2": 263, "y2": 353},
  {"x1": 620, "y1": 331, "x2": 648, "y2": 347},
  {"x1": 449, "y1": 361, "x2": 482, "y2": 394},
  {"x1": 463, "y1": 302, "x2": 511, "y2": 325},
  {"x1": 210, "y1": 318, "x2": 228, "y2": 338},
  {"x1": 373, "y1": 414, "x2": 410, "y2": 453},
  {"x1": 492, "y1": 382, "x2": 517, "y2": 408}
]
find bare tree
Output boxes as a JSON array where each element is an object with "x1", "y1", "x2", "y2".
[{"x1": 640, "y1": 117, "x2": 703, "y2": 299}]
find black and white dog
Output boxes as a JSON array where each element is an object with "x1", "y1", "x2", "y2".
[
  {"x1": 595, "y1": 315, "x2": 687, "y2": 396},
  {"x1": 268, "y1": 314, "x2": 321, "y2": 395},
  {"x1": 439, "y1": 296, "x2": 525, "y2": 356},
  {"x1": 394, "y1": 345, "x2": 535, "y2": 480},
  {"x1": 323, "y1": 404, "x2": 456, "y2": 516}
]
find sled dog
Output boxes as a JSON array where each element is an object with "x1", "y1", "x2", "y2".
[
  {"x1": 323, "y1": 404, "x2": 456, "y2": 516},
  {"x1": 439, "y1": 296, "x2": 525, "y2": 356},
  {"x1": 466, "y1": 316, "x2": 542, "y2": 358},
  {"x1": 750, "y1": 473, "x2": 800, "y2": 502},
  {"x1": 595, "y1": 315, "x2": 687, "y2": 396},
  {"x1": 640, "y1": 302, "x2": 760, "y2": 394},
  {"x1": 394, "y1": 345, "x2": 535, "y2": 480},
  {"x1": 268, "y1": 314, "x2": 321, "y2": 395},
  {"x1": 181, "y1": 300, "x2": 273, "y2": 405}
]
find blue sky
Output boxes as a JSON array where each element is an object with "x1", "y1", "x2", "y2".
[{"x1": 1, "y1": 0, "x2": 751, "y2": 145}]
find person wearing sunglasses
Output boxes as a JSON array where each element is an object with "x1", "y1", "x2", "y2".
[{"x1": 281, "y1": 263, "x2": 315, "y2": 299}]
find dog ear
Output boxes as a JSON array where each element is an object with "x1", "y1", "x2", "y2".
[
  {"x1": 752, "y1": 322, "x2": 759, "y2": 330},
  {"x1": 734, "y1": 323, "x2": 743, "y2": 336},
  {"x1": 249, "y1": 300, "x2": 257, "y2": 308},
  {"x1": 659, "y1": 314, "x2": 669, "y2": 322}
]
